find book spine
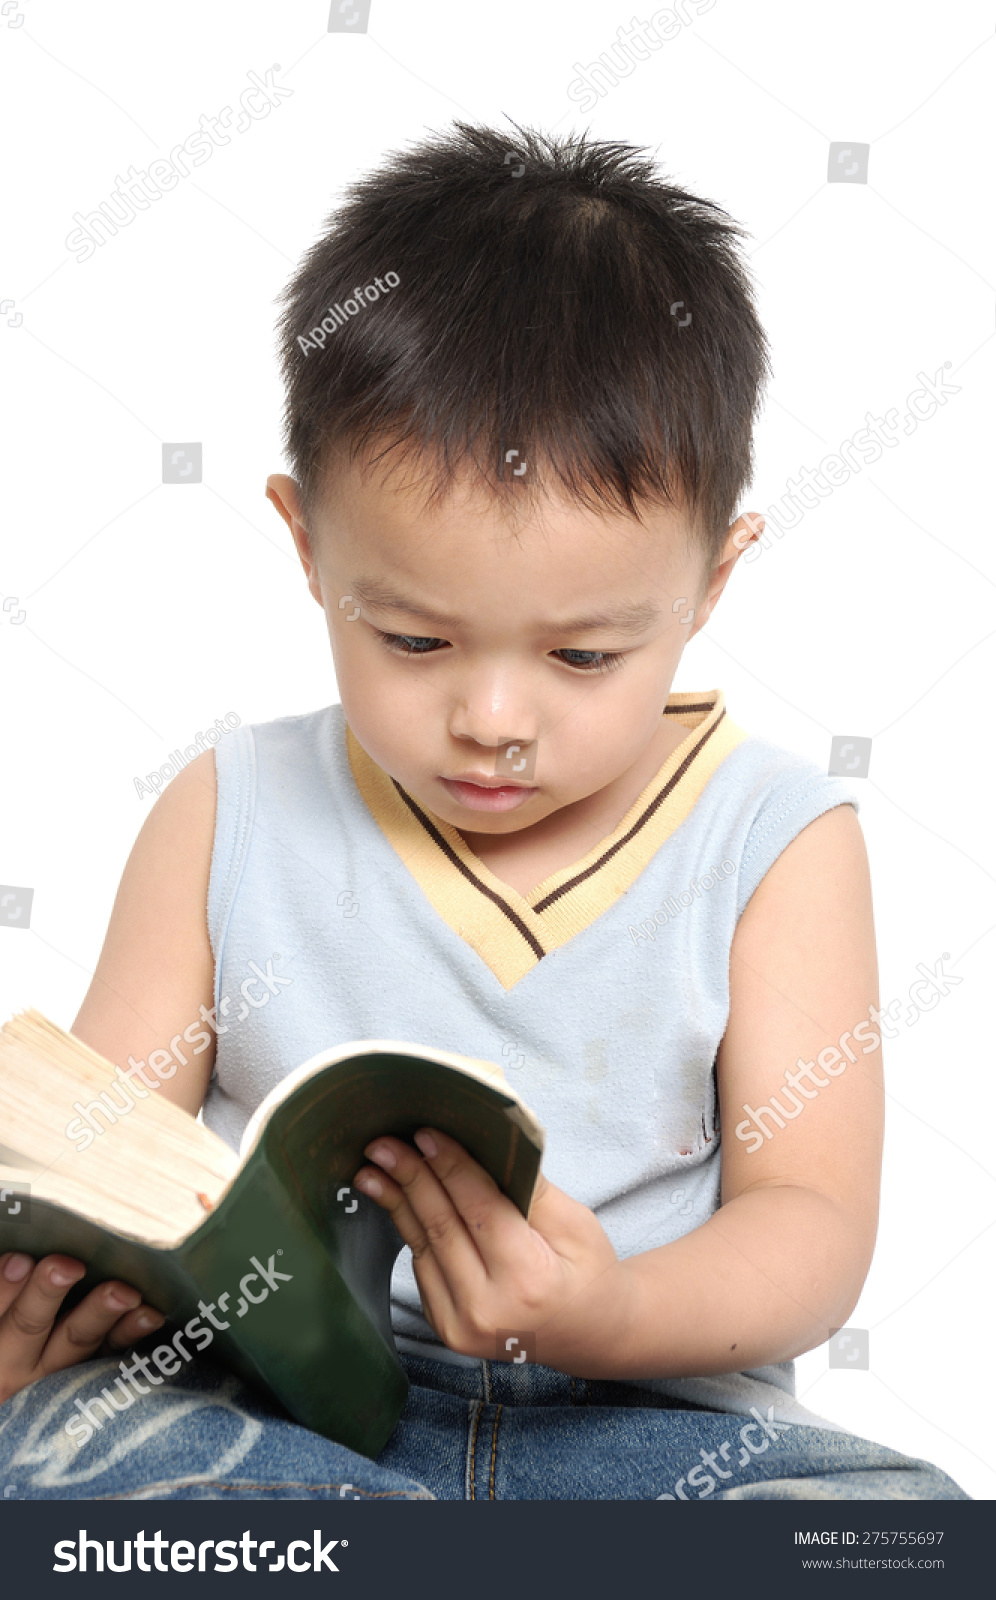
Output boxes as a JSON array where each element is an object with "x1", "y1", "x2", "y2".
[{"x1": 177, "y1": 1159, "x2": 408, "y2": 1457}]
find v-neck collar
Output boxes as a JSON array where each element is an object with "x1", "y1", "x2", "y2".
[{"x1": 346, "y1": 690, "x2": 744, "y2": 990}]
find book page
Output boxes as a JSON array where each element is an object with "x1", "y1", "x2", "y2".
[{"x1": 0, "y1": 1010, "x2": 240, "y2": 1244}]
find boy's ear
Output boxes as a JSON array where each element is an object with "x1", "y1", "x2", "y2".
[
  {"x1": 266, "y1": 474, "x2": 323, "y2": 604},
  {"x1": 686, "y1": 513, "x2": 764, "y2": 639}
]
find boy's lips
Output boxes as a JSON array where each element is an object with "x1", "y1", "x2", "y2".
[{"x1": 439, "y1": 775, "x2": 538, "y2": 812}]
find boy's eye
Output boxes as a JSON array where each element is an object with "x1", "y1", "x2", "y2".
[
  {"x1": 553, "y1": 649, "x2": 624, "y2": 674},
  {"x1": 377, "y1": 631, "x2": 448, "y2": 656},
  {"x1": 376, "y1": 632, "x2": 624, "y2": 673}
]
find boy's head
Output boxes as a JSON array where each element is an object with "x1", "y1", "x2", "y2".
[{"x1": 267, "y1": 123, "x2": 769, "y2": 837}]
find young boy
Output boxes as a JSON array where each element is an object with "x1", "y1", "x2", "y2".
[{"x1": 0, "y1": 124, "x2": 967, "y2": 1500}]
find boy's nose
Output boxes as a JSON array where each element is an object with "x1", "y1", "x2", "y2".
[
  {"x1": 446, "y1": 681, "x2": 538, "y2": 753},
  {"x1": 448, "y1": 711, "x2": 538, "y2": 753}
]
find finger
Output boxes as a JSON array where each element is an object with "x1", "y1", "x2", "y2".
[
  {"x1": 352, "y1": 1161, "x2": 460, "y2": 1335},
  {"x1": 408, "y1": 1127, "x2": 528, "y2": 1268},
  {"x1": 45, "y1": 1282, "x2": 164, "y2": 1373},
  {"x1": 356, "y1": 1138, "x2": 488, "y2": 1302},
  {"x1": 0, "y1": 1254, "x2": 87, "y2": 1377},
  {"x1": 0, "y1": 1252, "x2": 35, "y2": 1314},
  {"x1": 101, "y1": 1303, "x2": 166, "y2": 1355}
]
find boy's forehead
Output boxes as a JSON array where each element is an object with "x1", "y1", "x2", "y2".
[{"x1": 311, "y1": 446, "x2": 700, "y2": 576}]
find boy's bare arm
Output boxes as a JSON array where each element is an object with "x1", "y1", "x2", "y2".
[
  {"x1": 352, "y1": 803, "x2": 884, "y2": 1381},
  {"x1": 70, "y1": 750, "x2": 219, "y2": 1118}
]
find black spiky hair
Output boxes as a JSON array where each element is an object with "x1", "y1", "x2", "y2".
[{"x1": 277, "y1": 122, "x2": 769, "y2": 559}]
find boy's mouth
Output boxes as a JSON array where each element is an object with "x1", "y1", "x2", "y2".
[{"x1": 439, "y1": 776, "x2": 538, "y2": 813}]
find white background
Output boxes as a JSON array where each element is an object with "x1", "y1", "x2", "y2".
[{"x1": 1, "y1": 0, "x2": 993, "y2": 1499}]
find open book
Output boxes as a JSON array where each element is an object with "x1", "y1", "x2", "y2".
[{"x1": 0, "y1": 1010, "x2": 544, "y2": 1458}]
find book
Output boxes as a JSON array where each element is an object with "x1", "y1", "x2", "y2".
[{"x1": 0, "y1": 1010, "x2": 544, "y2": 1458}]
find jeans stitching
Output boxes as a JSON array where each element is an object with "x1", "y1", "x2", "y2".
[
  {"x1": 489, "y1": 1404, "x2": 502, "y2": 1500},
  {"x1": 468, "y1": 1400, "x2": 483, "y2": 1500}
]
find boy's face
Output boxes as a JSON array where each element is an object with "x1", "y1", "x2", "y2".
[{"x1": 268, "y1": 458, "x2": 758, "y2": 838}]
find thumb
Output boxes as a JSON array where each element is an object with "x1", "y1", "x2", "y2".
[
  {"x1": 525, "y1": 1171, "x2": 592, "y2": 1240},
  {"x1": 525, "y1": 1166, "x2": 552, "y2": 1223}
]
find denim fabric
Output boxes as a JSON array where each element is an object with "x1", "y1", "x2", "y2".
[{"x1": 0, "y1": 1344, "x2": 968, "y2": 1501}]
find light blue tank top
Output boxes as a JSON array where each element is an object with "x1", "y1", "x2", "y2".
[{"x1": 204, "y1": 691, "x2": 857, "y2": 1428}]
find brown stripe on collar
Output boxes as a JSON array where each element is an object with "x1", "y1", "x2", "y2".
[
  {"x1": 532, "y1": 710, "x2": 726, "y2": 914},
  {"x1": 391, "y1": 780, "x2": 547, "y2": 961},
  {"x1": 345, "y1": 690, "x2": 743, "y2": 990}
]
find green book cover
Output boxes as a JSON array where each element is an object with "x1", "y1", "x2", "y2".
[{"x1": 0, "y1": 1021, "x2": 545, "y2": 1458}]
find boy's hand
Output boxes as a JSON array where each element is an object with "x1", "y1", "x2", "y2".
[
  {"x1": 0, "y1": 1252, "x2": 165, "y2": 1405},
  {"x1": 353, "y1": 1130, "x2": 627, "y2": 1371}
]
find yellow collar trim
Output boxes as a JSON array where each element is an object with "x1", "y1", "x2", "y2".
[{"x1": 346, "y1": 691, "x2": 744, "y2": 990}]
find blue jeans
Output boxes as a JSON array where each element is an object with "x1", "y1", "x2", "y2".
[{"x1": 0, "y1": 1344, "x2": 968, "y2": 1501}]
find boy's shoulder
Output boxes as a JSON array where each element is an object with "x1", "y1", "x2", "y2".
[
  {"x1": 660, "y1": 690, "x2": 860, "y2": 833},
  {"x1": 238, "y1": 702, "x2": 345, "y2": 742},
  {"x1": 214, "y1": 703, "x2": 345, "y2": 775},
  {"x1": 702, "y1": 717, "x2": 862, "y2": 917},
  {"x1": 722, "y1": 720, "x2": 854, "y2": 805}
]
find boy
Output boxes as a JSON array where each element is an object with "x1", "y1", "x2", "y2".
[{"x1": 0, "y1": 124, "x2": 966, "y2": 1500}]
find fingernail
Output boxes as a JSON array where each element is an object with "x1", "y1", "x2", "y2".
[
  {"x1": 50, "y1": 1266, "x2": 83, "y2": 1288},
  {"x1": 3, "y1": 1254, "x2": 32, "y2": 1283},
  {"x1": 355, "y1": 1173, "x2": 382, "y2": 1197},
  {"x1": 366, "y1": 1143, "x2": 396, "y2": 1169},
  {"x1": 136, "y1": 1310, "x2": 164, "y2": 1331},
  {"x1": 107, "y1": 1289, "x2": 140, "y2": 1311},
  {"x1": 414, "y1": 1130, "x2": 438, "y2": 1158}
]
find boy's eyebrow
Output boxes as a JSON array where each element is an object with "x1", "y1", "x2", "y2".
[{"x1": 348, "y1": 578, "x2": 662, "y2": 636}]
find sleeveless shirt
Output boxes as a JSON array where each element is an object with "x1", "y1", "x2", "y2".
[{"x1": 203, "y1": 690, "x2": 858, "y2": 1428}]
